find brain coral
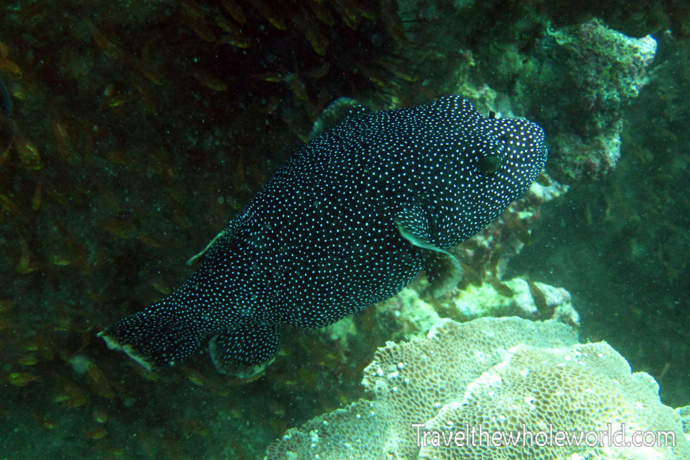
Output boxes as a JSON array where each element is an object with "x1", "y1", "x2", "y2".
[{"x1": 265, "y1": 317, "x2": 690, "y2": 460}]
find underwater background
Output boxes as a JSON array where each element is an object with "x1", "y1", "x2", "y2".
[{"x1": 0, "y1": 0, "x2": 689, "y2": 458}]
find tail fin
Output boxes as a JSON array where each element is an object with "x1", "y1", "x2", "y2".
[{"x1": 98, "y1": 300, "x2": 209, "y2": 370}]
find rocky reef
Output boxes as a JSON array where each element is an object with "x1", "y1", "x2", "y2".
[{"x1": 526, "y1": 19, "x2": 657, "y2": 184}]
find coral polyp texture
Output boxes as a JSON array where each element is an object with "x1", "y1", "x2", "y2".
[
  {"x1": 266, "y1": 317, "x2": 690, "y2": 460},
  {"x1": 422, "y1": 342, "x2": 689, "y2": 460}
]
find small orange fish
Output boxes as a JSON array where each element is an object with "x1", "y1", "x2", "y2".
[
  {"x1": 188, "y1": 17, "x2": 217, "y2": 42},
  {"x1": 284, "y1": 73, "x2": 308, "y2": 101},
  {"x1": 16, "y1": 236, "x2": 38, "y2": 274},
  {"x1": 87, "y1": 361, "x2": 115, "y2": 399},
  {"x1": 180, "y1": 0, "x2": 207, "y2": 19},
  {"x1": 221, "y1": 0, "x2": 247, "y2": 24},
  {"x1": 0, "y1": 194, "x2": 17, "y2": 213},
  {"x1": 17, "y1": 354, "x2": 38, "y2": 366},
  {"x1": 83, "y1": 427, "x2": 108, "y2": 440},
  {"x1": 93, "y1": 408, "x2": 109, "y2": 424},
  {"x1": 182, "y1": 366, "x2": 205, "y2": 386},
  {"x1": 307, "y1": 1, "x2": 336, "y2": 25},
  {"x1": 291, "y1": 12, "x2": 329, "y2": 55},
  {"x1": 96, "y1": 218, "x2": 135, "y2": 239},
  {"x1": 191, "y1": 68, "x2": 227, "y2": 91},
  {"x1": 15, "y1": 136, "x2": 44, "y2": 170},
  {"x1": 8, "y1": 372, "x2": 41, "y2": 386},
  {"x1": 216, "y1": 35, "x2": 252, "y2": 48},
  {"x1": 0, "y1": 60, "x2": 21, "y2": 80},
  {"x1": 84, "y1": 20, "x2": 123, "y2": 60},
  {"x1": 248, "y1": 0, "x2": 287, "y2": 30},
  {"x1": 54, "y1": 377, "x2": 87, "y2": 408},
  {"x1": 216, "y1": 15, "x2": 241, "y2": 34},
  {"x1": 32, "y1": 180, "x2": 42, "y2": 211}
]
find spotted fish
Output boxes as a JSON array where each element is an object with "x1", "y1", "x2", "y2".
[
  {"x1": 0, "y1": 75, "x2": 12, "y2": 116},
  {"x1": 99, "y1": 96, "x2": 547, "y2": 378},
  {"x1": 0, "y1": 74, "x2": 15, "y2": 153}
]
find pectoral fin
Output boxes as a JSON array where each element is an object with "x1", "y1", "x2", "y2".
[{"x1": 395, "y1": 206, "x2": 463, "y2": 298}]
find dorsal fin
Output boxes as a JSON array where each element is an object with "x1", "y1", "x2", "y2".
[
  {"x1": 308, "y1": 97, "x2": 370, "y2": 141},
  {"x1": 186, "y1": 218, "x2": 241, "y2": 265}
]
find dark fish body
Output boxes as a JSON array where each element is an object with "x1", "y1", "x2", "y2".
[
  {"x1": 99, "y1": 96, "x2": 547, "y2": 377},
  {"x1": 0, "y1": 74, "x2": 12, "y2": 116},
  {"x1": 0, "y1": 75, "x2": 15, "y2": 153}
]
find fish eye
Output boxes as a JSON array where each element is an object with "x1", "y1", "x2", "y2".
[{"x1": 476, "y1": 136, "x2": 505, "y2": 175}]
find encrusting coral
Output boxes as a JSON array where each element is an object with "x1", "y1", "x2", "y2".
[
  {"x1": 526, "y1": 18, "x2": 657, "y2": 184},
  {"x1": 266, "y1": 317, "x2": 690, "y2": 460}
]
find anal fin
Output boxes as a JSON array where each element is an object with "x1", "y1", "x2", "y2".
[
  {"x1": 418, "y1": 246, "x2": 463, "y2": 298},
  {"x1": 209, "y1": 323, "x2": 281, "y2": 379}
]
